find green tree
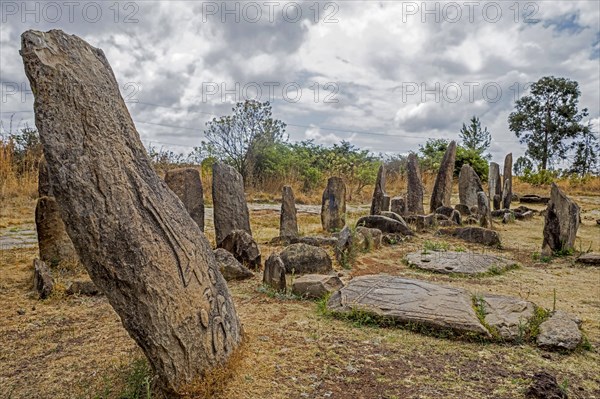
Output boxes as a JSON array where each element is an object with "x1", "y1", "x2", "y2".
[
  {"x1": 459, "y1": 116, "x2": 491, "y2": 159},
  {"x1": 202, "y1": 100, "x2": 286, "y2": 184},
  {"x1": 508, "y1": 76, "x2": 588, "y2": 171},
  {"x1": 419, "y1": 138, "x2": 489, "y2": 180},
  {"x1": 570, "y1": 122, "x2": 600, "y2": 176},
  {"x1": 513, "y1": 156, "x2": 533, "y2": 176}
]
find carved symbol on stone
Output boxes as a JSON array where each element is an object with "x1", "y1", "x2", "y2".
[{"x1": 141, "y1": 194, "x2": 204, "y2": 287}]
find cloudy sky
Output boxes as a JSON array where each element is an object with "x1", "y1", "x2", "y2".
[{"x1": 1, "y1": 1, "x2": 599, "y2": 163}]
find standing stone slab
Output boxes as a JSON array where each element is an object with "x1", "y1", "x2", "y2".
[
  {"x1": 263, "y1": 253, "x2": 286, "y2": 292},
  {"x1": 370, "y1": 164, "x2": 387, "y2": 215},
  {"x1": 327, "y1": 275, "x2": 490, "y2": 336},
  {"x1": 321, "y1": 177, "x2": 346, "y2": 232},
  {"x1": 38, "y1": 156, "x2": 53, "y2": 197},
  {"x1": 165, "y1": 168, "x2": 205, "y2": 232},
  {"x1": 280, "y1": 185, "x2": 298, "y2": 239},
  {"x1": 542, "y1": 183, "x2": 580, "y2": 256},
  {"x1": 501, "y1": 154, "x2": 513, "y2": 210},
  {"x1": 406, "y1": 153, "x2": 425, "y2": 214},
  {"x1": 21, "y1": 29, "x2": 242, "y2": 396},
  {"x1": 33, "y1": 258, "x2": 53, "y2": 299},
  {"x1": 430, "y1": 141, "x2": 457, "y2": 212},
  {"x1": 213, "y1": 162, "x2": 251, "y2": 245},
  {"x1": 489, "y1": 162, "x2": 502, "y2": 210},
  {"x1": 390, "y1": 197, "x2": 406, "y2": 216},
  {"x1": 35, "y1": 196, "x2": 78, "y2": 266},
  {"x1": 477, "y1": 191, "x2": 492, "y2": 229},
  {"x1": 458, "y1": 164, "x2": 483, "y2": 208}
]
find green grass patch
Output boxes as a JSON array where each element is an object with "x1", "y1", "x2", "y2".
[{"x1": 422, "y1": 240, "x2": 450, "y2": 253}]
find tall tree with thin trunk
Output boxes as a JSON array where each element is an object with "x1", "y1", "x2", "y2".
[
  {"x1": 508, "y1": 76, "x2": 588, "y2": 171},
  {"x1": 459, "y1": 116, "x2": 491, "y2": 160}
]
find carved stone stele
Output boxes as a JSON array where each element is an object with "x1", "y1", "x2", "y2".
[{"x1": 21, "y1": 29, "x2": 242, "y2": 397}]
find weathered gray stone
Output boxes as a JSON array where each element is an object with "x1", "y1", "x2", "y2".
[
  {"x1": 515, "y1": 211, "x2": 534, "y2": 220},
  {"x1": 406, "y1": 153, "x2": 424, "y2": 214},
  {"x1": 481, "y1": 294, "x2": 535, "y2": 341},
  {"x1": 21, "y1": 29, "x2": 242, "y2": 396},
  {"x1": 382, "y1": 195, "x2": 391, "y2": 212},
  {"x1": 493, "y1": 194, "x2": 502, "y2": 211},
  {"x1": 489, "y1": 162, "x2": 502, "y2": 210},
  {"x1": 280, "y1": 185, "x2": 298, "y2": 239},
  {"x1": 415, "y1": 214, "x2": 436, "y2": 231},
  {"x1": 66, "y1": 280, "x2": 101, "y2": 296},
  {"x1": 477, "y1": 191, "x2": 492, "y2": 229},
  {"x1": 355, "y1": 226, "x2": 382, "y2": 250},
  {"x1": 390, "y1": 197, "x2": 406, "y2": 215},
  {"x1": 520, "y1": 194, "x2": 550, "y2": 204},
  {"x1": 430, "y1": 141, "x2": 457, "y2": 212},
  {"x1": 542, "y1": 183, "x2": 580, "y2": 256},
  {"x1": 38, "y1": 156, "x2": 52, "y2": 197},
  {"x1": 450, "y1": 209, "x2": 462, "y2": 225},
  {"x1": 213, "y1": 248, "x2": 254, "y2": 281},
  {"x1": 435, "y1": 206, "x2": 455, "y2": 218},
  {"x1": 406, "y1": 251, "x2": 515, "y2": 275},
  {"x1": 35, "y1": 196, "x2": 78, "y2": 266},
  {"x1": 537, "y1": 311, "x2": 582, "y2": 351},
  {"x1": 213, "y1": 162, "x2": 252, "y2": 245},
  {"x1": 370, "y1": 164, "x2": 387, "y2": 215},
  {"x1": 438, "y1": 227, "x2": 501, "y2": 247},
  {"x1": 492, "y1": 209, "x2": 513, "y2": 218},
  {"x1": 335, "y1": 225, "x2": 353, "y2": 264},
  {"x1": 263, "y1": 253, "x2": 286, "y2": 292},
  {"x1": 290, "y1": 236, "x2": 337, "y2": 247},
  {"x1": 321, "y1": 177, "x2": 346, "y2": 232},
  {"x1": 280, "y1": 243, "x2": 332, "y2": 274},
  {"x1": 218, "y1": 230, "x2": 261, "y2": 270},
  {"x1": 577, "y1": 252, "x2": 600, "y2": 266},
  {"x1": 458, "y1": 164, "x2": 484, "y2": 208},
  {"x1": 454, "y1": 204, "x2": 471, "y2": 216},
  {"x1": 501, "y1": 153, "x2": 513, "y2": 209},
  {"x1": 165, "y1": 168, "x2": 205, "y2": 232},
  {"x1": 327, "y1": 275, "x2": 490, "y2": 336},
  {"x1": 502, "y1": 213, "x2": 514, "y2": 224},
  {"x1": 292, "y1": 274, "x2": 343, "y2": 299},
  {"x1": 356, "y1": 215, "x2": 414, "y2": 236},
  {"x1": 33, "y1": 258, "x2": 53, "y2": 299}
]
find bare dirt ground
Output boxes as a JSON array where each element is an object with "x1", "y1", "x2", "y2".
[{"x1": 0, "y1": 194, "x2": 599, "y2": 399}]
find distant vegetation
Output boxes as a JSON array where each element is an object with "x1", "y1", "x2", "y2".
[{"x1": 2, "y1": 75, "x2": 599, "y2": 200}]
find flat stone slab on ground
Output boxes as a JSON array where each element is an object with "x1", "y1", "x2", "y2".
[
  {"x1": 327, "y1": 275, "x2": 490, "y2": 337},
  {"x1": 537, "y1": 311, "x2": 582, "y2": 351},
  {"x1": 481, "y1": 294, "x2": 535, "y2": 340},
  {"x1": 406, "y1": 251, "x2": 516, "y2": 275},
  {"x1": 577, "y1": 252, "x2": 600, "y2": 266}
]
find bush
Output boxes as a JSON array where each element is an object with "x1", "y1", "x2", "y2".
[{"x1": 520, "y1": 169, "x2": 558, "y2": 185}]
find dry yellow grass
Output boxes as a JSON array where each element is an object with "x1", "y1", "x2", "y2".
[{"x1": 1, "y1": 189, "x2": 599, "y2": 398}]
